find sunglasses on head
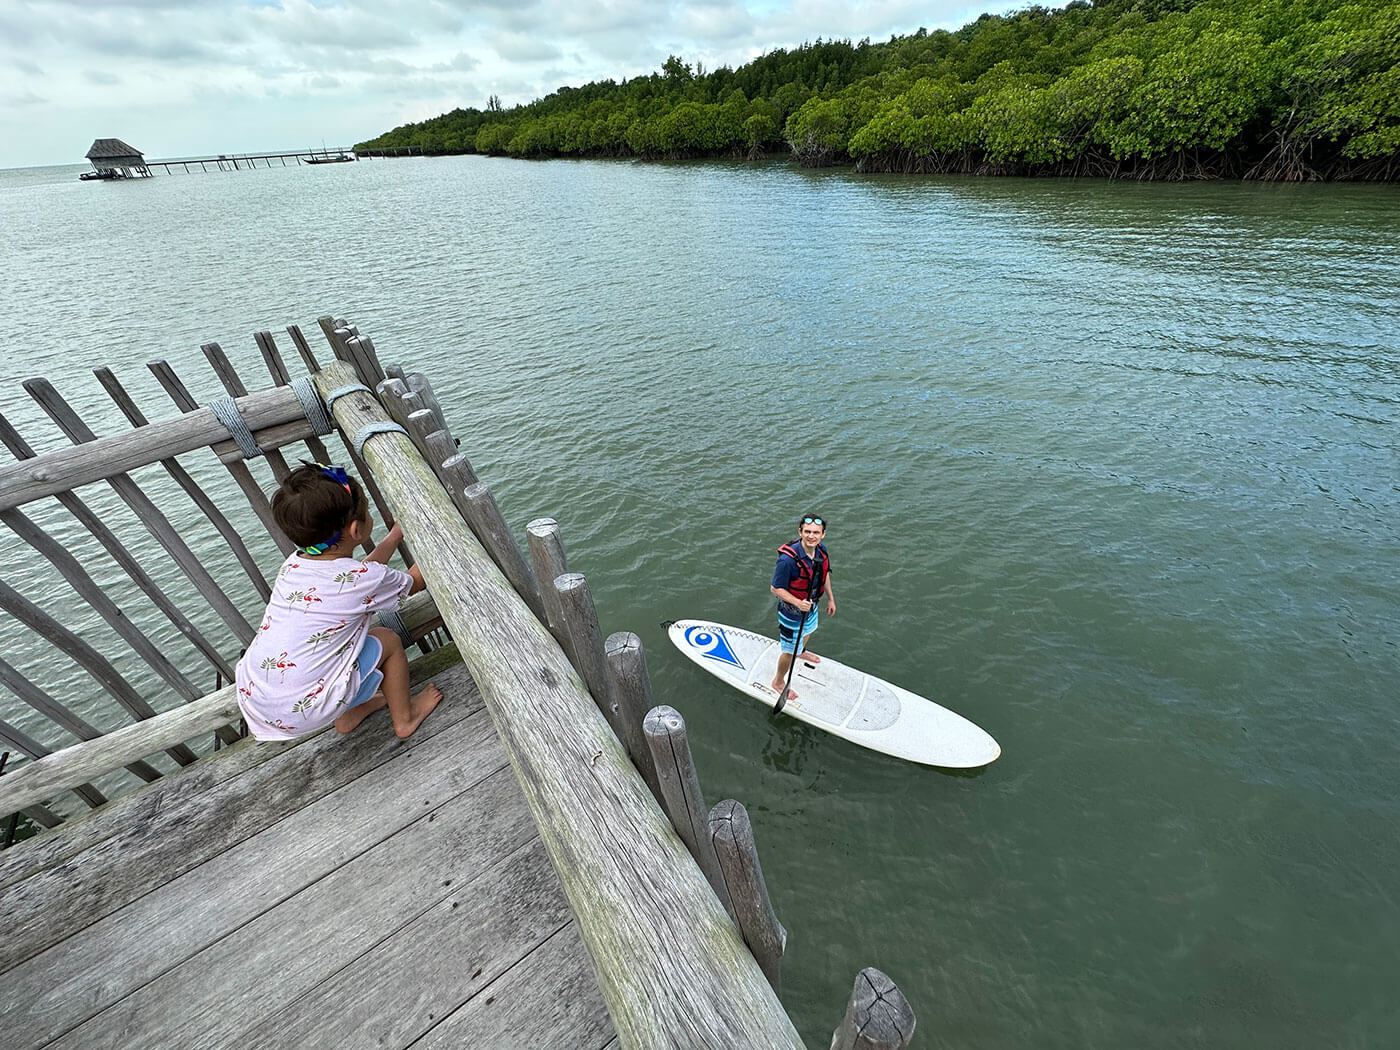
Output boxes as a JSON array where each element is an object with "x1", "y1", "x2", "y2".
[{"x1": 802, "y1": 516, "x2": 825, "y2": 526}]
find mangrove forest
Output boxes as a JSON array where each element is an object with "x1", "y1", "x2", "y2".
[{"x1": 356, "y1": 0, "x2": 1400, "y2": 181}]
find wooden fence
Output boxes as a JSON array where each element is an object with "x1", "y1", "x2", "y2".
[{"x1": 0, "y1": 318, "x2": 914, "y2": 1048}]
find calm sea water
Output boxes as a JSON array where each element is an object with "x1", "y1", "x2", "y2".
[{"x1": 2, "y1": 156, "x2": 1397, "y2": 1049}]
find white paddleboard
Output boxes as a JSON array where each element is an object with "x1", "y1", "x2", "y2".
[{"x1": 667, "y1": 619, "x2": 1000, "y2": 768}]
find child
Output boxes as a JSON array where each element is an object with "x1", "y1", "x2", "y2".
[{"x1": 235, "y1": 462, "x2": 442, "y2": 741}]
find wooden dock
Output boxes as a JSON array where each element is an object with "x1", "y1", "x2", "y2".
[
  {"x1": 0, "y1": 654, "x2": 618, "y2": 1050},
  {"x1": 0, "y1": 317, "x2": 915, "y2": 1050}
]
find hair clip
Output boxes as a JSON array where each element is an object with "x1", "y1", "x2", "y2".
[{"x1": 314, "y1": 462, "x2": 352, "y2": 493}]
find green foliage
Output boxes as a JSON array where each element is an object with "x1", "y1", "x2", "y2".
[{"x1": 355, "y1": 0, "x2": 1400, "y2": 179}]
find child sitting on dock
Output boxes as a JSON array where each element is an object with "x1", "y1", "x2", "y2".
[{"x1": 235, "y1": 462, "x2": 441, "y2": 741}]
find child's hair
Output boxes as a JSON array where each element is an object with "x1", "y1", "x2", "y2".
[{"x1": 272, "y1": 463, "x2": 368, "y2": 550}]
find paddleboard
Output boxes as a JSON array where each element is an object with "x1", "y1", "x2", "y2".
[{"x1": 667, "y1": 619, "x2": 1000, "y2": 768}]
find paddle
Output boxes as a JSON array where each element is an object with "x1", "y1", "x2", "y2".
[
  {"x1": 773, "y1": 552, "x2": 823, "y2": 717},
  {"x1": 772, "y1": 605, "x2": 809, "y2": 716}
]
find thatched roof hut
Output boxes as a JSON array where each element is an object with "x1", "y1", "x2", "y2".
[{"x1": 82, "y1": 138, "x2": 152, "y2": 179}]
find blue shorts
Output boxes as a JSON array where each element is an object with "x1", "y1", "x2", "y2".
[
  {"x1": 346, "y1": 634, "x2": 384, "y2": 709},
  {"x1": 777, "y1": 607, "x2": 818, "y2": 655}
]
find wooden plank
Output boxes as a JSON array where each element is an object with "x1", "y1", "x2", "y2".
[
  {"x1": 202, "y1": 340, "x2": 293, "y2": 483},
  {"x1": 285, "y1": 323, "x2": 321, "y2": 373},
  {"x1": 238, "y1": 837, "x2": 587, "y2": 1050},
  {"x1": 1, "y1": 506, "x2": 202, "y2": 702},
  {"x1": 0, "y1": 383, "x2": 311, "y2": 512},
  {"x1": 3, "y1": 710, "x2": 511, "y2": 1050},
  {"x1": 0, "y1": 650, "x2": 465, "y2": 894},
  {"x1": 0, "y1": 592, "x2": 447, "y2": 829},
  {"x1": 23, "y1": 377, "x2": 258, "y2": 641},
  {"x1": 0, "y1": 658, "x2": 162, "y2": 786},
  {"x1": 314, "y1": 361, "x2": 805, "y2": 1049},
  {"x1": 147, "y1": 360, "x2": 293, "y2": 555},
  {"x1": 0, "y1": 719, "x2": 108, "y2": 810},
  {"x1": 44, "y1": 764, "x2": 535, "y2": 1050},
  {"x1": 0, "y1": 413, "x2": 236, "y2": 679},
  {"x1": 414, "y1": 923, "x2": 616, "y2": 1050},
  {"x1": 93, "y1": 367, "x2": 271, "y2": 603},
  {"x1": 255, "y1": 330, "x2": 333, "y2": 464},
  {"x1": 0, "y1": 687, "x2": 236, "y2": 817},
  {"x1": 0, "y1": 580, "x2": 199, "y2": 770}
]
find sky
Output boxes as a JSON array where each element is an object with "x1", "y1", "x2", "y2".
[{"x1": 0, "y1": 0, "x2": 1022, "y2": 169}]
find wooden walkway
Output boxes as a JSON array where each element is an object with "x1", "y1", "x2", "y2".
[{"x1": 0, "y1": 657, "x2": 617, "y2": 1050}]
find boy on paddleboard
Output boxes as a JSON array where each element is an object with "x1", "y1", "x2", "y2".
[{"x1": 769, "y1": 514, "x2": 837, "y2": 702}]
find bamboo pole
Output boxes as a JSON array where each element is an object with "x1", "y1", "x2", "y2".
[{"x1": 313, "y1": 361, "x2": 804, "y2": 1049}]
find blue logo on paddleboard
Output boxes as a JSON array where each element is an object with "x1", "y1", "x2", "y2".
[{"x1": 685, "y1": 625, "x2": 744, "y2": 669}]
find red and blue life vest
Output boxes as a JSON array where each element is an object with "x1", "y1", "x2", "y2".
[{"x1": 778, "y1": 541, "x2": 829, "y2": 603}]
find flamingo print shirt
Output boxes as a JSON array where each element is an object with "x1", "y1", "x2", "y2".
[{"x1": 235, "y1": 553, "x2": 413, "y2": 740}]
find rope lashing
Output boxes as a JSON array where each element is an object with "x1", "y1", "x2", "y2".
[
  {"x1": 290, "y1": 376, "x2": 332, "y2": 436},
  {"x1": 351, "y1": 421, "x2": 409, "y2": 459},
  {"x1": 324, "y1": 382, "x2": 372, "y2": 414},
  {"x1": 207, "y1": 396, "x2": 263, "y2": 459}
]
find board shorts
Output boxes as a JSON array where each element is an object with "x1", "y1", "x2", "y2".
[
  {"x1": 345, "y1": 633, "x2": 385, "y2": 710},
  {"x1": 777, "y1": 607, "x2": 819, "y2": 655}
]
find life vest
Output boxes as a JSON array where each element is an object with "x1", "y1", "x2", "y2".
[{"x1": 778, "y1": 541, "x2": 829, "y2": 603}]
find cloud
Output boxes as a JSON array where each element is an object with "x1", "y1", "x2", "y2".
[{"x1": 0, "y1": 0, "x2": 1023, "y2": 167}]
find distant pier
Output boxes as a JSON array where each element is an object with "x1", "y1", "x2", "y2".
[{"x1": 146, "y1": 147, "x2": 365, "y2": 174}]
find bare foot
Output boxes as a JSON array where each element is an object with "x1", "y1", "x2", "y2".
[
  {"x1": 393, "y1": 683, "x2": 443, "y2": 739},
  {"x1": 800, "y1": 651, "x2": 821, "y2": 666},
  {"x1": 335, "y1": 692, "x2": 387, "y2": 734},
  {"x1": 769, "y1": 680, "x2": 798, "y2": 702}
]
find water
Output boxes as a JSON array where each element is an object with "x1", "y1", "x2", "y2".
[{"x1": 2, "y1": 157, "x2": 1397, "y2": 1049}]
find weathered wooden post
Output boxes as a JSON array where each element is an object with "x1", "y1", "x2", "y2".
[
  {"x1": 830, "y1": 968, "x2": 916, "y2": 1050},
  {"x1": 642, "y1": 705, "x2": 733, "y2": 919},
  {"x1": 403, "y1": 372, "x2": 449, "y2": 435},
  {"x1": 526, "y1": 516, "x2": 568, "y2": 646},
  {"x1": 375, "y1": 377, "x2": 412, "y2": 426},
  {"x1": 459, "y1": 481, "x2": 546, "y2": 623},
  {"x1": 710, "y1": 798, "x2": 786, "y2": 994},
  {"x1": 553, "y1": 573, "x2": 625, "y2": 737},
  {"x1": 602, "y1": 633, "x2": 663, "y2": 804}
]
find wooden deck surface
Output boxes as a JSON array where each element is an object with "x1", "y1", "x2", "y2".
[{"x1": 0, "y1": 656, "x2": 618, "y2": 1050}]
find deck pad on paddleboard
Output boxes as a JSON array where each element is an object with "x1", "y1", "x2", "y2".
[{"x1": 667, "y1": 619, "x2": 999, "y2": 768}]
